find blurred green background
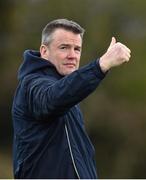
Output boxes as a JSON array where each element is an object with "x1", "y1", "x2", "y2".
[{"x1": 1, "y1": 0, "x2": 146, "y2": 178}]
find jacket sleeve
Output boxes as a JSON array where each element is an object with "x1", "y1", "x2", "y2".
[{"x1": 24, "y1": 60, "x2": 106, "y2": 120}]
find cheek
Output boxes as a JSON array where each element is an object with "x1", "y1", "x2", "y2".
[
  {"x1": 57, "y1": 51, "x2": 67, "y2": 58},
  {"x1": 51, "y1": 54, "x2": 63, "y2": 65},
  {"x1": 77, "y1": 58, "x2": 80, "y2": 66}
]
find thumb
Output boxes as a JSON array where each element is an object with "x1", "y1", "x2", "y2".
[{"x1": 109, "y1": 37, "x2": 116, "y2": 48}]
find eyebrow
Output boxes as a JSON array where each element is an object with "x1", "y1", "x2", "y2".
[{"x1": 59, "y1": 43, "x2": 81, "y2": 48}]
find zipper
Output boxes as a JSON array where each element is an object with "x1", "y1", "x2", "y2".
[{"x1": 65, "y1": 124, "x2": 80, "y2": 179}]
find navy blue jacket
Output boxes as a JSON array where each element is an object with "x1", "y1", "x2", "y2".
[{"x1": 12, "y1": 50, "x2": 106, "y2": 179}]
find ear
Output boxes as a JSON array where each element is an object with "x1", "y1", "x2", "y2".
[{"x1": 40, "y1": 44, "x2": 49, "y2": 60}]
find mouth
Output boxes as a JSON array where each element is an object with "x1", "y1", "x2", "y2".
[{"x1": 64, "y1": 63, "x2": 76, "y2": 68}]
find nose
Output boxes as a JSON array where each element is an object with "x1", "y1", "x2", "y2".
[{"x1": 67, "y1": 49, "x2": 76, "y2": 59}]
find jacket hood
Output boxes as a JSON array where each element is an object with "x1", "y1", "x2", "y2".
[{"x1": 18, "y1": 50, "x2": 54, "y2": 80}]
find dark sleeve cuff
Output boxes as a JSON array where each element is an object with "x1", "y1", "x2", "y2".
[{"x1": 92, "y1": 58, "x2": 108, "y2": 79}]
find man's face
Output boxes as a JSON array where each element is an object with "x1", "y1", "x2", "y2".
[{"x1": 41, "y1": 28, "x2": 82, "y2": 76}]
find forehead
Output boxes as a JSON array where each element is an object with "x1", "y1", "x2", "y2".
[{"x1": 51, "y1": 28, "x2": 82, "y2": 46}]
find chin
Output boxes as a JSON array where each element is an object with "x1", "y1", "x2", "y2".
[{"x1": 63, "y1": 69, "x2": 75, "y2": 76}]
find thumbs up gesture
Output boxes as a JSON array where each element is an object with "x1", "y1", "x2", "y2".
[
  {"x1": 99, "y1": 37, "x2": 131, "y2": 72},
  {"x1": 108, "y1": 37, "x2": 117, "y2": 51}
]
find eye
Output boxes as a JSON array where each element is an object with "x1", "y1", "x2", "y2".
[
  {"x1": 60, "y1": 45, "x2": 68, "y2": 50},
  {"x1": 75, "y1": 47, "x2": 81, "y2": 52},
  {"x1": 60, "y1": 46, "x2": 66, "y2": 49}
]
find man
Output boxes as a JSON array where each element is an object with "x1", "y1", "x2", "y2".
[{"x1": 12, "y1": 19, "x2": 131, "y2": 179}]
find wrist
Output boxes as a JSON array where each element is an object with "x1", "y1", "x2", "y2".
[{"x1": 99, "y1": 56, "x2": 110, "y2": 73}]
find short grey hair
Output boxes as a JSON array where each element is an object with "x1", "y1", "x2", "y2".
[{"x1": 41, "y1": 19, "x2": 85, "y2": 45}]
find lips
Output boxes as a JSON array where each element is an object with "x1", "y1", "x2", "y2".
[{"x1": 64, "y1": 63, "x2": 76, "y2": 68}]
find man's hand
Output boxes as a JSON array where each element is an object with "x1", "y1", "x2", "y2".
[{"x1": 99, "y1": 37, "x2": 131, "y2": 72}]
